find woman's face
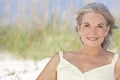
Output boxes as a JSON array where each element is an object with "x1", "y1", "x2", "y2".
[{"x1": 78, "y1": 12, "x2": 110, "y2": 47}]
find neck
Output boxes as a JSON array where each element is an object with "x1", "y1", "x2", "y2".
[{"x1": 80, "y1": 45, "x2": 105, "y2": 57}]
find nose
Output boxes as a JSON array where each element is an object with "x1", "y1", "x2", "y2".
[{"x1": 89, "y1": 28, "x2": 97, "y2": 35}]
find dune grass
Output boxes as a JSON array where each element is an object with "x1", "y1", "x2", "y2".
[
  {"x1": 0, "y1": 26, "x2": 81, "y2": 60},
  {"x1": 0, "y1": 24, "x2": 120, "y2": 60}
]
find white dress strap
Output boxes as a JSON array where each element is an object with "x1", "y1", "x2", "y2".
[
  {"x1": 111, "y1": 53, "x2": 119, "y2": 65},
  {"x1": 59, "y1": 51, "x2": 63, "y2": 60}
]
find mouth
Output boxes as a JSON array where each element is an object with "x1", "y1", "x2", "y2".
[{"x1": 87, "y1": 37, "x2": 99, "y2": 41}]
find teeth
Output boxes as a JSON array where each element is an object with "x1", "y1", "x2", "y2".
[{"x1": 87, "y1": 37, "x2": 98, "y2": 41}]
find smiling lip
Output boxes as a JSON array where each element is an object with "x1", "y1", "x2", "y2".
[{"x1": 87, "y1": 37, "x2": 99, "y2": 41}]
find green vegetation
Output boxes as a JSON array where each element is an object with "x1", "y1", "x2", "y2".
[
  {"x1": 112, "y1": 28, "x2": 120, "y2": 51},
  {"x1": 1, "y1": 0, "x2": 120, "y2": 60},
  {"x1": 0, "y1": 26, "x2": 81, "y2": 60},
  {"x1": 0, "y1": 23, "x2": 120, "y2": 60}
]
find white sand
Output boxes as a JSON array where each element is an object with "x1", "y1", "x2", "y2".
[{"x1": 0, "y1": 51, "x2": 50, "y2": 80}]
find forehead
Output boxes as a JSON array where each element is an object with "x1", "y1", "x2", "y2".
[{"x1": 82, "y1": 12, "x2": 106, "y2": 24}]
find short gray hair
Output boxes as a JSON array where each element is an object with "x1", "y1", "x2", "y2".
[{"x1": 76, "y1": 2, "x2": 117, "y2": 49}]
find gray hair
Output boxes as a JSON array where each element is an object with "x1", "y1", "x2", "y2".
[{"x1": 76, "y1": 2, "x2": 117, "y2": 50}]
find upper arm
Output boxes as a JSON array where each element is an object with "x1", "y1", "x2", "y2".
[
  {"x1": 36, "y1": 53, "x2": 60, "y2": 80},
  {"x1": 116, "y1": 54, "x2": 120, "y2": 80}
]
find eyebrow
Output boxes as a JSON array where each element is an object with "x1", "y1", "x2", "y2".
[
  {"x1": 98, "y1": 23, "x2": 106, "y2": 26},
  {"x1": 83, "y1": 22, "x2": 105, "y2": 25},
  {"x1": 82, "y1": 22, "x2": 89, "y2": 24}
]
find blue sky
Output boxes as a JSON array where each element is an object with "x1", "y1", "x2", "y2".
[
  {"x1": 0, "y1": 0, "x2": 120, "y2": 25},
  {"x1": 0, "y1": 0, "x2": 120, "y2": 15}
]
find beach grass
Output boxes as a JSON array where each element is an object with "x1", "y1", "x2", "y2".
[{"x1": 0, "y1": 24, "x2": 120, "y2": 60}]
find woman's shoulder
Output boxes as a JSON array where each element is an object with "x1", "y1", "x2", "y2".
[
  {"x1": 49, "y1": 51, "x2": 74, "y2": 61},
  {"x1": 104, "y1": 51, "x2": 115, "y2": 60},
  {"x1": 48, "y1": 50, "x2": 75, "y2": 62},
  {"x1": 50, "y1": 52, "x2": 60, "y2": 63},
  {"x1": 61, "y1": 50, "x2": 80, "y2": 60}
]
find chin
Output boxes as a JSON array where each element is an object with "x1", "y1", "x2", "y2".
[{"x1": 84, "y1": 43, "x2": 101, "y2": 48}]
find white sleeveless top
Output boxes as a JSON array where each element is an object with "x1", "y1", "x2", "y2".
[{"x1": 57, "y1": 51, "x2": 119, "y2": 80}]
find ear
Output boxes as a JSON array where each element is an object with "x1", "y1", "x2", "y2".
[
  {"x1": 77, "y1": 24, "x2": 81, "y2": 33},
  {"x1": 105, "y1": 26, "x2": 110, "y2": 36}
]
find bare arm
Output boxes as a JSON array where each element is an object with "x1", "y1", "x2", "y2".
[
  {"x1": 36, "y1": 53, "x2": 60, "y2": 80},
  {"x1": 116, "y1": 55, "x2": 120, "y2": 80},
  {"x1": 117, "y1": 75, "x2": 120, "y2": 80}
]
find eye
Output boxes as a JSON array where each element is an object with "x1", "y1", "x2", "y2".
[
  {"x1": 98, "y1": 23, "x2": 105, "y2": 28},
  {"x1": 98, "y1": 25, "x2": 103, "y2": 28},
  {"x1": 84, "y1": 24, "x2": 89, "y2": 27}
]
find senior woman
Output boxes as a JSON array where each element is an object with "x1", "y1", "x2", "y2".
[{"x1": 36, "y1": 2, "x2": 120, "y2": 80}]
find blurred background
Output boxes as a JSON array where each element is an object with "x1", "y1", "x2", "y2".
[{"x1": 0, "y1": 0, "x2": 120, "y2": 60}]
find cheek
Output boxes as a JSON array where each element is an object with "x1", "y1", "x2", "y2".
[
  {"x1": 79, "y1": 31, "x2": 88, "y2": 42},
  {"x1": 99, "y1": 29, "x2": 108, "y2": 36},
  {"x1": 98, "y1": 31, "x2": 107, "y2": 40},
  {"x1": 99, "y1": 27, "x2": 109, "y2": 37},
  {"x1": 79, "y1": 31, "x2": 87, "y2": 38}
]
